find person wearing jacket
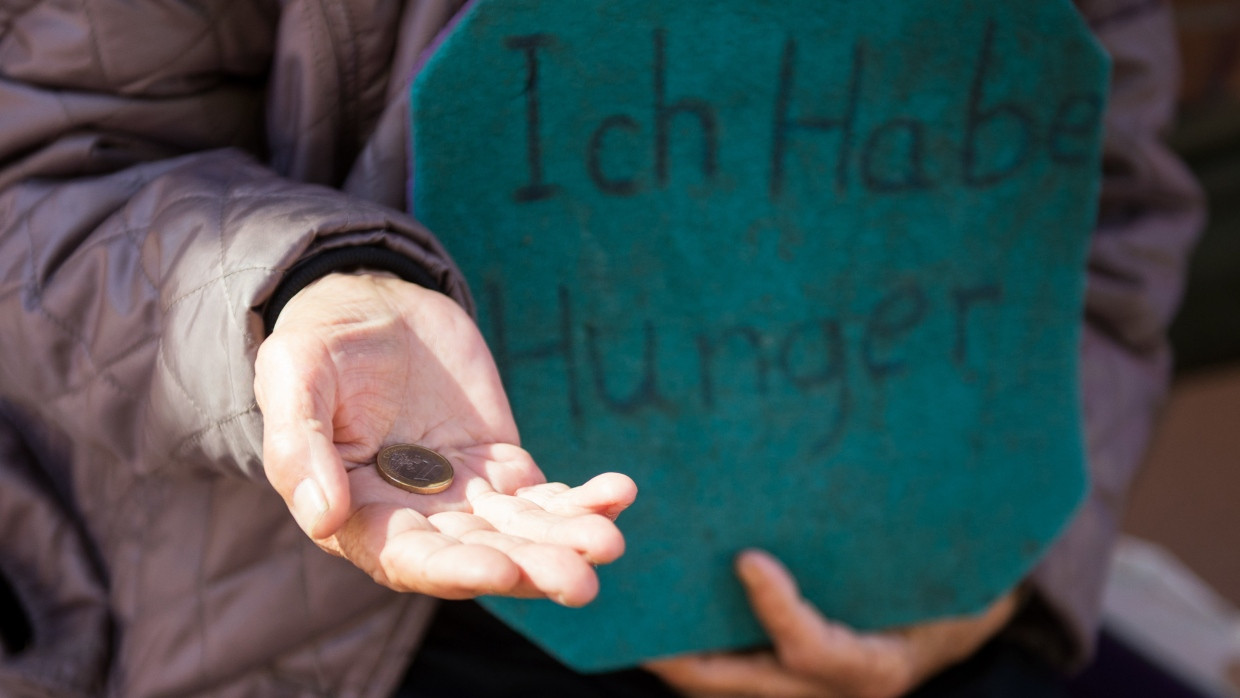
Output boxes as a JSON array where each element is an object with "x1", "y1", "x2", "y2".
[{"x1": 0, "y1": 1, "x2": 1203, "y2": 697}]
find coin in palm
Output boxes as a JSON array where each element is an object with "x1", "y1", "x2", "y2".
[{"x1": 376, "y1": 444, "x2": 455, "y2": 494}]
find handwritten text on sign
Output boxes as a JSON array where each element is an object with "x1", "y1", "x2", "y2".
[
  {"x1": 505, "y1": 22, "x2": 1100, "y2": 202},
  {"x1": 487, "y1": 276, "x2": 1004, "y2": 456},
  {"x1": 448, "y1": 16, "x2": 1103, "y2": 455}
]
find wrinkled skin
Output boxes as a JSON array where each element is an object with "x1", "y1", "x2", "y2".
[{"x1": 255, "y1": 273, "x2": 637, "y2": 606}]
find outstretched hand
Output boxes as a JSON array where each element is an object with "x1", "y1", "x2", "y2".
[
  {"x1": 254, "y1": 272, "x2": 636, "y2": 606},
  {"x1": 646, "y1": 550, "x2": 1020, "y2": 698}
]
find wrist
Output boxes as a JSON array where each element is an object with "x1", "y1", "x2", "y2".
[{"x1": 263, "y1": 245, "x2": 440, "y2": 334}]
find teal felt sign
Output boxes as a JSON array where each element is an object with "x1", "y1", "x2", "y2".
[{"x1": 412, "y1": 0, "x2": 1106, "y2": 671}]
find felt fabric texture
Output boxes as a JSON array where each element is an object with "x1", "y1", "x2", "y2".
[{"x1": 411, "y1": 0, "x2": 1107, "y2": 671}]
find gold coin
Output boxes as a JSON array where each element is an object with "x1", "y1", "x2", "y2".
[{"x1": 376, "y1": 444, "x2": 454, "y2": 494}]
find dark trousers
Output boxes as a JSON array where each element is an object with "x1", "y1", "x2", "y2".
[{"x1": 395, "y1": 600, "x2": 1069, "y2": 698}]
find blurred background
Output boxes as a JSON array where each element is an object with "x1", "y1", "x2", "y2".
[{"x1": 1075, "y1": 1, "x2": 1240, "y2": 695}]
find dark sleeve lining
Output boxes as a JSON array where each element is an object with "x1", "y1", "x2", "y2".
[{"x1": 263, "y1": 245, "x2": 441, "y2": 334}]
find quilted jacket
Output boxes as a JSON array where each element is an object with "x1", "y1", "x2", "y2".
[{"x1": 0, "y1": 0, "x2": 1203, "y2": 696}]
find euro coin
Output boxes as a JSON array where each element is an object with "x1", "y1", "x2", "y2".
[{"x1": 376, "y1": 444, "x2": 454, "y2": 494}]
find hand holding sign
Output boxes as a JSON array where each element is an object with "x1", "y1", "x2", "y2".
[
  {"x1": 254, "y1": 272, "x2": 636, "y2": 605},
  {"x1": 646, "y1": 551, "x2": 1020, "y2": 698}
]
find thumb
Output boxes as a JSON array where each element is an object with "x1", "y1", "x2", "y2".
[{"x1": 255, "y1": 332, "x2": 352, "y2": 539}]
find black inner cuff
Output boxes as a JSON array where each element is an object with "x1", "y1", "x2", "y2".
[{"x1": 262, "y1": 245, "x2": 440, "y2": 335}]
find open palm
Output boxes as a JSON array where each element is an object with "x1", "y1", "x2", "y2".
[{"x1": 255, "y1": 273, "x2": 635, "y2": 606}]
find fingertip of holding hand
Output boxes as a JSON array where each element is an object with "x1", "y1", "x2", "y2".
[
  {"x1": 735, "y1": 549, "x2": 804, "y2": 599},
  {"x1": 735, "y1": 548, "x2": 774, "y2": 575}
]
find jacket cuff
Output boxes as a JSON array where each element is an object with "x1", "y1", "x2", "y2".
[{"x1": 263, "y1": 244, "x2": 441, "y2": 334}]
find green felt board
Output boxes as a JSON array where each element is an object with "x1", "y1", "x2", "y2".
[{"x1": 412, "y1": 0, "x2": 1107, "y2": 671}]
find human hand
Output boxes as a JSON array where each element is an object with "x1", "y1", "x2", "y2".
[
  {"x1": 646, "y1": 550, "x2": 1019, "y2": 698},
  {"x1": 254, "y1": 272, "x2": 636, "y2": 606}
]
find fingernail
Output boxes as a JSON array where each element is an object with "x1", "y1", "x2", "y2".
[{"x1": 293, "y1": 478, "x2": 328, "y2": 534}]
